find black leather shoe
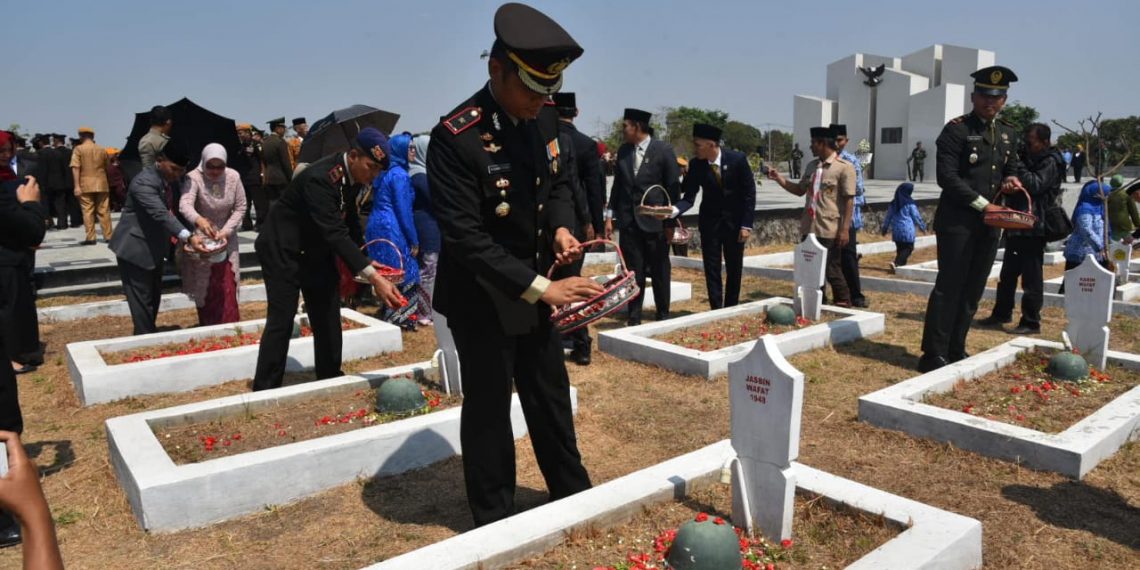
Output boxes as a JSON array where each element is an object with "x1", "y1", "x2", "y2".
[
  {"x1": 79, "y1": 240, "x2": 96, "y2": 246},
  {"x1": 0, "y1": 516, "x2": 21, "y2": 549},
  {"x1": 570, "y1": 349, "x2": 591, "y2": 366},
  {"x1": 852, "y1": 298, "x2": 869, "y2": 308},
  {"x1": 1010, "y1": 325, "x2": 1040, "y2": 335},
  {"x1": 949, "y1": 352, "x2": 970, "y2": 363},
  {"x1": 976, "y1": 315, "x2": 1010, "y2": 328},
  {"x1": 917, "y1": 354, "x2": 949, "y2": 373},
  {"x1": 13, "y1": 364, "x2": 37, "y2": 375},
  {"x1": 626, "y1": 319, "x2": 641, "y2": 327}
]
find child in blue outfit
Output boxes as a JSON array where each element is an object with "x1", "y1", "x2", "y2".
[
  {"x1": 1059, "y1": 181, "x2": 1109, "y2": 294},
  {"x1": 880, "y1": 182, "x2": 927, "y2": 271}
]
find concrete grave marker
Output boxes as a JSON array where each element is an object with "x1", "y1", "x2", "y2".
[
  {"x1": 728, "y1": 335, "x2": 803, "y2": 541},
  {"x1": 793, "y1": 234, "x2": 826, "y2": 320},
  {"x1": 432, "y1": 310, "x2": 463, "y2": 396},
  {"x1": 1109, "y1": 242, "x2": 1132, "y2": 285},
  {"x1": 1064, "y1": 254, "x2": 1113, "y2": 369}
]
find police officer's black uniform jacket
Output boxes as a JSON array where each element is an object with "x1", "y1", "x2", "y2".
[
  {"x1": 557, "y1": 120, "x2": 605, "y2": 237},
  {"x1": 933, "y1": 112, "x2": 1023, "y2": 235},
  {"x1": 254, "y1": 152, "x2": 369, "y2": 282},
  {"x1": 427, "y1": 84, "x2": 576, "y2": 336}
]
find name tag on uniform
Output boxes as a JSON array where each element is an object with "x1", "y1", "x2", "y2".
[
  {"x1": 966, "y1": 135, "x2": 983, "y2": 142},
  {"x1": 488, "y1": 163, "x2": 512, "y2": 175}
]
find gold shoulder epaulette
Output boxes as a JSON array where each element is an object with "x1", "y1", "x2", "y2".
[{"x1": 442, "y1": 107, "x2": 482, "y2": 135}]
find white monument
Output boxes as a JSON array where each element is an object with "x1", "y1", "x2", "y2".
[
  {"x1": 793, "y1": 234, "x2": 827, "y2": 321},
  {"x1": 1064, "y1": 255, "x2": 1113, "y2": 369},
  {"x1": 1109, "y1": 242, "x2": 1131, "y2": 285},
  {"x1": 728, "y1": 335, "x2": 803, "y2": 541},
  {"x1": 794, "y1": 44, "x2": 996, "y2": 180}
]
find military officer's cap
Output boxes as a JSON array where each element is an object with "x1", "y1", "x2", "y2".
[
  {"x1": 292, "y1": 117, "x2": 307, "y2": 126},
  {"x1": 828, "y1": 123, "x2": 847, "y2": 138},
  {"x1": 692, "y1": 123, "x2": 722, "y2": 142},
  {"x1": 971, "y1": 65, "x2": 1018, "y2": 96},
  {"x1": 552, "y1": 92, "x2": 577, "y2": 109},
  {"x1": 493, "y1": 2, "x2": 583, "y2": 96},
  {"x1": 809, "y1": 126, "x2": 833, "y2": 140},
  {"x1": 267, "y1": 117, "x2": 286, "y2": 129},
  {"x1": 624, "y1": 108, "x2": 652, "y2": 124}
]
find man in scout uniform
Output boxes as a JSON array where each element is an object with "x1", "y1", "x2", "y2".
[
  {"x1": 917, "y1": 65, "x2": 1023, "y2": 373},
  {"x1": 69, "y1": 127, "x2": 112, "y2": 245},
  {"x1": 427, "y1": 2, "x2": 601, "y2": 526},
  {"x1": 261, "y1": 117, "x2": 292, "y2": 216},
  {"x1": 552, "y1": 91, "x2": 606, "y2": 365},
  {"x1": 287, "y1": 117, "x2": 307, "y2": 170},
  {"x1": 252, "y1": 128, "x2": 404, "y2": 391},
  {"x1": 605, "y1": 107, "x2": 681, "y2": 325},
  {"x1": 767, "y1": 126, "x2": 856, "y2": 306},
  {"x1": 910, "y1": 141, "x2": 927, "y2": 182},
  {"x1": 674, "y1": 123, "x2": 756, "y2": 310}
]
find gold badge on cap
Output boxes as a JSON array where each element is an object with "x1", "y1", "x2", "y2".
[
  {"x1": 370, "y1": 145, "x2": 386, "y2": 163},
  {"x1": 547, "y1": 58, "x2": 570, "y2": 75},
  {"x1": 991, "y1": 70, "x2": 1002, "y2": 84}
]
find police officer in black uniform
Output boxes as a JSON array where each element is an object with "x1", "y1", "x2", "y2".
[
  {"x1": 427, "y1": 2, "x2": 602, "y2": 526},
  {"x1": 918, "y1": 66, "x2": 1023, "y2": 372},
  {"x1": 252, "y1": 128, "x2": 404, "y2": 391},
  {"x1": 552, "y1": 91, "x2": 605, "y2": 365}
]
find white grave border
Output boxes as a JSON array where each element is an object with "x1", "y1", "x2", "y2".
[
  {"x1": 858, "y1": 337, "x2": 1140, "y2": 479},
  {"x1": 364, "y1": 440, "x2": 982, "y2": 570},
  {"x1": 895, "y1": 259, "x2": 1003, "y2": 283},
  {"x1": 39, "y1": 283, "x2": 269, "y2": 322},
  {"x1": 106, "y1": 361, "x2": 578, "y2": 531},
  {"x1": 67, "y1": 308, "x2": 402, "y2": 405},
  {"x1": 598, "y1": 298, "x2": 884, "y2": 379}
]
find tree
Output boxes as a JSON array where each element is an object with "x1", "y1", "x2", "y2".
[
  {"x1": 663, "y1": 106, "x2": 729, "y2": 158},
  {"x1": 1000, "y1": 102, "x2": 1039, "y2": 134},
  {"x1": 721, "y1": 121, "x2": 762, "y2": 154},
  {"x1": 600, "y1": 115, "x2": 665, "y2": 155},
  {"x1": 5, "y1": 123, "x2": 28, "y2": 140}
]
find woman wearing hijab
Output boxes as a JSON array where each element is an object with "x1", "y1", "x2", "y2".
[
  {"x1": 178, "y1": 143, "x2": 248, "y2": 326},
  {"x1": 408, "y1": 134, "x2": 439, "y2": 325},
  {"x1": 1059, "y1": 181, "x2": 1109, "y2": 294},
  {"x1": 365, "y1": 132, "x2": 420, "y2": 329},
  {"x1": 879, "y1": 182, "x2": 927, "y2": 271}
]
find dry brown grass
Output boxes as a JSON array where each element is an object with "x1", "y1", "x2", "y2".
[{"x1": 2, "y1": 268, "x2": 1138, "y2": 569}]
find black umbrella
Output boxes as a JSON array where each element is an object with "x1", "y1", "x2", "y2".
[
  {"x1": 119, "y1": 98, "x2": 242, "y2": 181},
  {"x1": 298, "y1": 105, "x2": 400, "y2": 164}
]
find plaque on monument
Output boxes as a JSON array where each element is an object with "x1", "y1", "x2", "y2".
[
  {"x1": 1109, "y1": 242, "x2": 1131, "y2": 285},
  {"x1": 1063, "y1": 255, "x2": 1113, "y2": 369},
  {"x1": 793, "y1": 234, "x2": 827, "y2": 321},
  {"x1": 728, "y1": 335, "x2": 803, "y2": 541}
]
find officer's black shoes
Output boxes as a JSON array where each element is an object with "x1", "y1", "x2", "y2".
[
  {"x1": 852, "y1": 298, "x2": 869, "y2": 308},
  {"x1": 1010, "y1": 325, "x2": 1041, "y2": 335},
  {"x1": 917, "y1": 354, "x2": 949, "y2": 373},
  {"x1": 570, "y1": 349, "x2": 591, "y2": 366},
  {"x1": 976, "y1": 315, "x2": 1011, "y2": 329},
  {"x1": 949, "y1": 352, "x2": 970, "y2": 363},
  {"x1": 626, "y1": 319, "x2": 641, "y2": 327},
  {"x1": 0, "y1": 513, "x2": 21, "y2": 549}
]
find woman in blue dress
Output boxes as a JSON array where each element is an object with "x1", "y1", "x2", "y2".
[{"x1": 365, "y1": 132, "x2": 420, "y2": 328}]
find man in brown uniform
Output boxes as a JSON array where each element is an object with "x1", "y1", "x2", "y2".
[
  {"x1": 767, "y1": 125, "x2": 856, "y2": 306},
  {"x1": 69, "y1": 127, "x2": 112, "y2": 244}
]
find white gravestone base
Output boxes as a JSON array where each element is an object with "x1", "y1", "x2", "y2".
[{"x1": 792, "y1": 234, "x2": 827, "y2": 320}]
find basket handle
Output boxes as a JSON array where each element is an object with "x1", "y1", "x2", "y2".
[
  {"x1": 991, "y1": 185, "x2": 1033, "y2": 214},
  {"x1": 544, "y1": 238, "x2": 628, "y2": 279},
  {"x1": 360, "y1": 238, "x2": 404, "y2": 272},
  {"x1": 639, "y1": 184, "x2": 672, "y2": 208}
]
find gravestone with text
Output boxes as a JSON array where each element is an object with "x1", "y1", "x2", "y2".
[
  {"x1": 432, "y1": 310, "x2": 463, "y2": 395},
  {"x1": 793, "y1": 234, "x2": 826, "y2": 320},
  {"x1": 1064, "y1": 255, "x2": 1113, "y2": 369},
  {"x1": 1109, "y1": 242, "x2": 1131, "y2": 285},
  {"x1": 728, "y1": 335, "x2": 803, "y2": 541}
]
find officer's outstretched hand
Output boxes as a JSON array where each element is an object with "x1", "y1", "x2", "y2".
[
  {"x1": 541, "y1": 276, "x2": 604, "y2": 307},
  {"x1": 552, "y1": 227, "x2": 584, "y2": 266},
  {"x1": 369, "y1": 273, "x2": 406, "y2": 309}
]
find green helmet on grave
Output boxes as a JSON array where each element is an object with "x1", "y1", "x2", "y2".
[
  {"x1": 766, "y1": 304, "x2": 797, "y2": 326},
  {"x1": 375, "y1": 378, "x2": 427, "y2": 414},
  {"x1": 665, "y1": 515, "x2": 743, "y2": 570},
  {"x1": 1047, "y1": 351, "x2": 1089, "y2": 381}
]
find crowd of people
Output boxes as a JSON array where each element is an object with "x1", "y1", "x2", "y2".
[{"x1": 1, "y1": 3, "x2": 1136, "y2": 564}]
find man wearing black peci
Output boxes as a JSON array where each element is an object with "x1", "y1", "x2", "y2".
[
  {"x1": 427, "y1": 2, "x2": 601, "y2": 526},
  {"x1": 674, "y1": 123, "x2": 756, "y2": 309},
  {"x1": 605, "y1": 107, "x2": 681, "y2": 325}
]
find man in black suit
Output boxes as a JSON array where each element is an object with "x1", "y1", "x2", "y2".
[
  {"x1": 252, "y1": 128, "x2": 403, "y2": 391},
  {"x1": 0, "y1": 172, "x2": 47, "y2": 548},
  {"x1": 674, "y1": 123, "x2": 756, "y2": 309},
  {"x1": 427, "y1": 3, "x2": 600, "y2": 526},
  {"x1": 552, "y1": 91, "x2": 605, "y2": 365},
  {"x1": 605, "y1": 108, "x2": 680, "y2": 325},
  {"x1": 38, "y1": 136, "x2": 67, "y2": 230},
  {"x1": 108, "y1": 142, "x2": 210, "y2": 335}
]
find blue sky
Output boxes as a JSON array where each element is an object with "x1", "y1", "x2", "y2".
[{"x1": 7, "y1": 0, "x2": 1136, "y2": 146}]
